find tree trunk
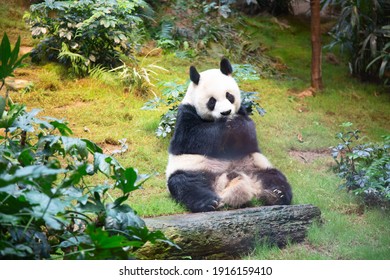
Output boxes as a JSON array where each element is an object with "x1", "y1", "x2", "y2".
[
  {"x1": 138, "y1": 204, "x2": 321, "y2": 259},
  {"x1": 310, "y1": 0, "x2": 323, "y2": 90}
]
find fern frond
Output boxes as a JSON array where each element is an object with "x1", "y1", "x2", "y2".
[
  {"x1": 58, "y1": 43, "x2": 88, "y2": 76},
  {"x1": 89, "y1": 64, "x2": 109, "y2": 79}
]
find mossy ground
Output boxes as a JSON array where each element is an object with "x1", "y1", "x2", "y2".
[{"x1": 1, "y1": 0, "x2": 389, "y2": 259}]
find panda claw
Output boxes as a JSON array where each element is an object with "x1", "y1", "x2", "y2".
[
  {"x1": 273, "y1": 189, "x2": 282, "y2": 195},
  {"x1": 207, "y1": 200, "x2": 220, "y2": 210},
  {"x1": 271, "y1": 189, "x2": 285, "y2": 200},
  {"x1": 195, "y1": 198, "x2": 221, "y2": 212},
  {"x1": 216, "y1": 201, "x2": 225, "y2": 209}
]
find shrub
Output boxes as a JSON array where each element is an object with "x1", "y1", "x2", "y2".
[
  {"x1": 24, "y1": 0, "x2": 153, "y2": 75},
  {"x1": 331, "y1": 123, "x2": 390, "y2": 206},
  {"x1": 0, "y1": 32, "x2": 174, "y2": 259},
  {"x1": 152, "y1": 1, "x2": 238, "y2": 53},
  {"x1": 142, "y1": 81, "x2": 186, "y2": 138},
  {"x1": 110, "y1": 58, "x2": 167, "y2": 97},
  {"x1": 323, "y1": 0, "x2": 390, "y2": 85},
  {"x1": 151, "y1": 1, "x2": 288, "y2": 77},
  {"x1": 0, "y1": 100, "x2": 176, "y2": 259}
]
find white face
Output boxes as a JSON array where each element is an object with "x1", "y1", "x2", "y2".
[{"x1": 182, "y1": 69, "x2": 241, "y2": 121}]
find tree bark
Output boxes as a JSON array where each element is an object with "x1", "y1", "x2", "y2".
[
  {"x1": 311, "y1": 0, "x2": 323, "y2": 90},
  {"x1": 138, "y1": 204, "x2": 321, "y2": 259}
]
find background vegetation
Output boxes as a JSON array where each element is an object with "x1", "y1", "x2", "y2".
[
  {"x1": 323, "y1": 0, "x2": 390, "y2": 85},
  {"x1": 1, "y1": 0, "x2": 389, "y2": 259}
]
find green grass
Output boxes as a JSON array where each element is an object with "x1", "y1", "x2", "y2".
[
  {"x1": 1, "y1": 1, "x2": 390, "y2": 259},
  {"x1": 249, "y1": 209, "x2": 390, "y2": 260}
]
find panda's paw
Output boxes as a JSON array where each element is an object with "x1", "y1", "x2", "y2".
[
  {"x1": 273, "y1": 189, "x2": 284, "y2": 198},
  {"x1": 210, "y1": 199, "x2": 220, "y2": 209},
  {"x1": 216, "y1": 201, "x2": 225, "y2": 209},
  {"x1": 205, "y1": 199, "x2": 220, "y2": 211},
  {"x1": 194, "y1": 198, "x2": 220, "y2": 212}
]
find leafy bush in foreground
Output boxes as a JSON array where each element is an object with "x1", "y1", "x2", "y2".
[
  {"x1": 331, "y1": 123, "x2": 390, "y2": 206},
  {"x1": 0, "y1": 32, "x2": 174, "y2": 259},
  {"x1": 25, "y1": 0, "x2": 152, "y2": 74},
  {"x1": 0, "y1": 99, "x2": 176, "y2": 259}
]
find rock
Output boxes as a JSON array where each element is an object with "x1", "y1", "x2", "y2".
[{"x1": 4, "y1": 78, "x2": 33, "y2": 91}]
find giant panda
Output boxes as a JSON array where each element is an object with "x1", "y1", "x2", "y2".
[{"x1": 166, "y1": 58, "x2": 292, "y2": 212}]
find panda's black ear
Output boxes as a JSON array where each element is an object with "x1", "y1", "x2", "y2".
[
  {"x1": 220, "y1": 58, "x2": 233, "y2": 76},
  {"x1": 190, "y1": 66, "x2": 200, "y2": 85}
]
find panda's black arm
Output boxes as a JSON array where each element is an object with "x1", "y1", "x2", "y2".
[
  {"x1": 169, "y1": 104, "x2": 226, "y2": 156},
  {"x1": 169, "y1": 104, "x2": 260, "y2": 158},
  {"x1": 223, "y1": 106, "x2": 261, "y2": 156},
  {"x1": 237, "y1": 105, "x2": 248, "y2": 116}
]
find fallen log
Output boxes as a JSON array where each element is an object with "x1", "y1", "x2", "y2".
[{"x1": 138, "y1": 204, "x2": 321, "y2": 259}]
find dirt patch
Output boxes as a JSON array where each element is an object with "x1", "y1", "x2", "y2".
[
  {"x1": 100, "y1": 143, "x2": 121, "y2": 154},
  {"x1": 336, "y1": 204, "x2": 365, "y2": 216},
  {"x1": 297, "y1": 241, "x2": 334, "y2": 258},
  {"x1": 99, "y1": 138, "x2": 129, "y2": 155},
  {"x1": 20, "y1": 46, "x2": 33, "y2": 56},
  {"x1": 54, "y1": 101, "x2": 92, "y2": 111},
  {"x1": 289, "y1": 148, "x2": 331, "y2": 164}
]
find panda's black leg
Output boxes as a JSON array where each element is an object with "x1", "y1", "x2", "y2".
[
  {"x1": 168, "y1": 170, "x2": 220, "y2": 212},
  {"x1": 256, "y1": 168, "x2": 293, "y2": 205}
]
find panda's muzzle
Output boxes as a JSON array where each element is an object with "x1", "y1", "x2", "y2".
[{"x1": 220, "y1": 110, "x2": 231, "y2": 116}]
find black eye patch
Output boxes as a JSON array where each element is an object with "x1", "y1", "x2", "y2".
[
  {"x1": 207, "y1": 97, "x2": 216, "y2": 111},
  {"x1": 226, "y1": 92, "x2": 235, "y2": 104}
]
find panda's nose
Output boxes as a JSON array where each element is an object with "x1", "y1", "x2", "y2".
[{"x1": 220, "y1": 110, "x2": 231, "y2": 116}]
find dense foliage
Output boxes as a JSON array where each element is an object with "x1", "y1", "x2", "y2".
[
  {"x1": 151, "y1": 0, "x2": 287, "y2": 74},
  {"x1": 153, "y1": 0, "x2": 237, "y2": 55},
  {"x1": 323, "y1": 0, "x2": 390, "y2": 85},
  {"x1": 0, "y1": 100, "x2": 176, "y2": 259},
  {"x1": 331, "y1": 123, "x2": 390, "y2": 206},
  {"x1": 23, "y1": 0, "x2": 288, "y2": 79},
  {"x1": 0, "y1": 33, "x2": 174, "y2": 260},
  {"x1": 24, "y1": 0, "x2": 152, "y2": 75}
]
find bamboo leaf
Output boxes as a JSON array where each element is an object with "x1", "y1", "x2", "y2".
[
  {"x1": 379, "y1": 59, "x2": 388, "y2": 78},
  {"x1": 369, "y1": 33, "x2": 377, "y2": 58}
]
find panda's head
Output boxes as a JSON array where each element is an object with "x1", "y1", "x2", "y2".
[{"x1": 182, "y1": 58, "x2": 241, "y2": 121}]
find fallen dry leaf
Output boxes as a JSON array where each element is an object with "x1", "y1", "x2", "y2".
[{"x1": 297, "y1": 87, "x2": 316, "y2": 99}]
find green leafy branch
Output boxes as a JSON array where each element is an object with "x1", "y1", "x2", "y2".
[{"x1": 0, "y1": 33, "x2": 30, "y2": 92}]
